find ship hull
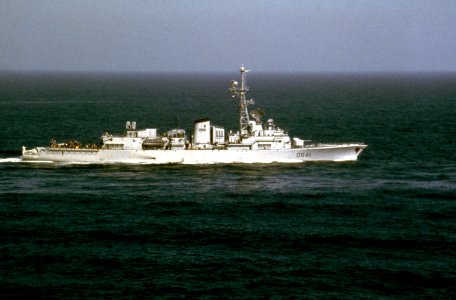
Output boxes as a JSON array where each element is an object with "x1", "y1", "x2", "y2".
[{"x1": 22, "y1": 144, "x2": 366, "y2": 164}]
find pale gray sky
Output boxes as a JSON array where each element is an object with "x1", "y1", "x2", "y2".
[{"x1": 1, "y1": 0, "x2": 455, "y2": 72}]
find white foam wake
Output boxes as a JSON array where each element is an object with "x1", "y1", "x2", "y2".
[{"x1": 0, "y1": 157, "x2": 22, "y2": 163}]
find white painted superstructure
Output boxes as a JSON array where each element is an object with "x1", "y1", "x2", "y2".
[{"x1": 22, "y1": 66, "x2": 367, "y2": 164}]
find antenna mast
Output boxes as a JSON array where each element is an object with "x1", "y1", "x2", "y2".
[{"x1": 230, "y1": 65, "x2": 254, "y2": 138}]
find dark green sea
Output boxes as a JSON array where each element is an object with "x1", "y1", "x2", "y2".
[{"x1": 0, "y1": 71, "x2": 455, "y2": 298}]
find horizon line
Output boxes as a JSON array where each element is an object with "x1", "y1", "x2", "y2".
[{"x1": 2, "y1": 68, "x2": 456, "y2": 76}]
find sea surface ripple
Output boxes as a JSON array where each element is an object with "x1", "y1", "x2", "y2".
[{"x1": 0, "y1": 72, "x2": 455, "y2": 298}]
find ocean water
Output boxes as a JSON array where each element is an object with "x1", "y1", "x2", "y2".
[{"x1": 0, "y1": 71, "x2": 455, "y2": 298}]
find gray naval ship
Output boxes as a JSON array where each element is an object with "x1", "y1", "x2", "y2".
[{"x1": 22, "y1": 66, "x2": 367, "y2": 164}]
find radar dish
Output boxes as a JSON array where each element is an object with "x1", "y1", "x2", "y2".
[{"x1": 250, "y1": 108, "x2": 265, "y2": 122}]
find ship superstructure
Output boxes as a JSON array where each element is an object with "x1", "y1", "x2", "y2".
[{"x1": 22, "y1": 66, "x2": 366, "y2": 164}]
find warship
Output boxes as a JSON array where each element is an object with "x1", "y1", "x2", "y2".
[{"x1": 22, "y1": 66, "x2": 366, "y2": 164}]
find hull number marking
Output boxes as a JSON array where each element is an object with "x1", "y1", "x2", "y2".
[{"x1": 297, "y1": 152, "x2": 311, "y2": 158}]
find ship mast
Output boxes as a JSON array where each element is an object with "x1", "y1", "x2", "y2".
[{"x1": 230, "y1": 65, "x2": 254, "y2": 138}]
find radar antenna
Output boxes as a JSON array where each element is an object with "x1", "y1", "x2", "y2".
[{"x1": 229, "y1": 65, "x2": 254, "y2": 138}]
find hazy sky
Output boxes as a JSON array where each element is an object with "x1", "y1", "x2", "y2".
[{"x1": 1, "y1": 0, "x2": 456, "y2": 72}]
